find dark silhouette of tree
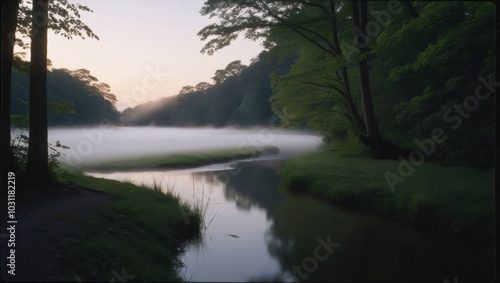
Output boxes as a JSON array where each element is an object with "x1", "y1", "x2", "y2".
[
  {"x1": 179, "y1": 86, "x2": 196, "y2": 94},
  {"x1": 212, "y1": 60, "x2": 247, "y2": 84},
  {"x1": 351, "y1": 0, "x2": 380, "y2": 139},
  {"x1": 195, "y1": 82, "x2": 212, "y2": 92},
  {"x1": 65, "y1": 68, "x2": 117, "y2": 105},
  {"x1": 1, "y1": 0, "x2": 20, "y2": 197},
  {"x1": 16, "y1": 0, "x2": 99, "y2": 49},
  {"x1": 2, "y1": 0, "x2": 99, "y2": 191},
  {"x1": 25, "y1": 0, "x2": 50, "y2": 188},
  {"x1": 2, "y1": 1, "x2": 99, "y2": 190}
]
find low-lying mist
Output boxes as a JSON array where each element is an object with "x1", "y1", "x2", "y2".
[{"x1": 41, "y1": 126, "x2": 322, "y2": 168}]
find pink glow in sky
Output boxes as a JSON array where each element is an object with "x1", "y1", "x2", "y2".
[{"x1": 38, "y1": 0, "x2": 263, "y2": 111}]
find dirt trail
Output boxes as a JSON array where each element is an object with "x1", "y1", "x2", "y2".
[{"x1": 1, "y1": 186, "x2": 117, "y2": 282}]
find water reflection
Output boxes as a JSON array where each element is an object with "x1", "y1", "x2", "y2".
[{"x1": 90, "y1": 162, "x2": 493, "y2": 282}]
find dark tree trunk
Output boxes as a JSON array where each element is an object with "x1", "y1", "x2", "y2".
[
  {"x1": 351, "y1": 1, "x2": 410, "y2": 159},
  {"x1": 25, "y1": 0, "x2": 50, "y2": 189},
  {"x1": 329, "y1": 0, "x2": 366, "y2": 133},
  {"x1": 351, "y1": 0, "x2": 381, "y2": 139},
  {"x1": 1, "y1": 0, "x2": 20, "y2": 204}
]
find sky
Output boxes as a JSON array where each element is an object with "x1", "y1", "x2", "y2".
[{"x1": 33, "y1": 0, "x2": 264, "y2": 111}]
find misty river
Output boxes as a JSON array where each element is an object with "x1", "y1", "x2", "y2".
[{"x1": 42, "y1": 127, "x2": 493, "y2": 282}]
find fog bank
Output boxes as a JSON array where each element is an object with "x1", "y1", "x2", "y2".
[{"x1": 42, "y1": 127, "x2": 322, "y2": 168}]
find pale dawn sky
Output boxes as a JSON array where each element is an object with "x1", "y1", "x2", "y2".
[{"x1": 33, "y1": 0, "x2": 263, "y2": 111}]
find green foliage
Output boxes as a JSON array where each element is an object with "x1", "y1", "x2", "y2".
[
  {"x1": 11, "y1": 132, "x2": 70, "y2": 179},
  {"x1": 58, "y1": 172, "x2": 202, "y2": 282},
  {"x1": 48, "y1": 101, "x2": 77, "y2": 115},
  {"x1": 374, "y1": 1, "x2": 494, "y2": 167},
  {"x1": 11, "y1": 66, "x2": 120, "y2": 126},
  {"x1": 122, "y1": 52, "x2": 294, "y2": 127},
  {"x1": 10, "y1": 100, "x2": 73, "y2": 178},
  {"x1": 16, "y1": 0, "x2": 99, "y2": 49},
  {"x1": 270, "y1": 43, "x2": 352, "y2": 134},
  {"x1": 126, "y1": 1, "x2": 495, "y2": 168},
  {"x1": 281, "y1": 149, "x2": 494, "y2": 242}
]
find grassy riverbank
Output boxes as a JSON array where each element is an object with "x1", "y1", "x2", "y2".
[
  {"x1": 281, "y1": 147, "x2": 494, "y2": 243},
  {"x1": 82, "y1": 146, "x2": 280, "y2": 172},
  {"x1": 56, "y1": 171, "x2": 202, "y2": 282}
]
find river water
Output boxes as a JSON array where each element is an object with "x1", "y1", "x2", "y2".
[
  {"x1": 89, "y1": 160, "x2": 493, "y2": 282},
  {"x1": 51, "y1": 127, "x2": 492, "y2": 282}
]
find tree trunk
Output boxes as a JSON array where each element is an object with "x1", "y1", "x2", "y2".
[
  {"x1": 351, "y1": 0, "x2": 381, "y2": 139},
  {"x1": 25, "y1": 0, "x2": 50, "y2": 189},
  {"x1": 350, "y1": 1, "x2": 412, "y2": 159},
  {"x1": 1, "y1": 0, "x2": 20, "y2": 203},
  {"x1": 329, "y1": 0, "x2": 366, "y2": 133}
]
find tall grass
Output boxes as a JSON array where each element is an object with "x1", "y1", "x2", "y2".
[
  {"x1": 126, "y1": 174, "x2": 219, "y2": 234},
  {"x1": 281, "y1": 149, "x2": 494, "y2": 243},
  {"x1": 58, "y1": 171, "x2": 205, "y2": 282}
]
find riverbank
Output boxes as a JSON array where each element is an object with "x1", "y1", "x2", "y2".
[
  {"x1": 1, "y1": 171, "x2": 201, "y2": 282},
  {"x1": 281, "y1": 148, "x2": 494, "y2": 244},
  {"x1": 81, "y1": 146, "x2": 280, "y2": 172}
]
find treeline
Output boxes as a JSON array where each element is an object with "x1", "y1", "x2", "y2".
[
  {"x1": 9, "y1": 1, "x2": 494, "y2": 169},
  {"x1": 195, "y1": 1, "x2": 494, "y2": 168},
  {"x1": 11, "y1": 51, "x2": 293, "y2": 128},
  {"x1": 11, "y1": 56, "x2": 120, "y2": 126},
  {"x1": 121, "y1": 52, "x2": 295, "y2": 127}
]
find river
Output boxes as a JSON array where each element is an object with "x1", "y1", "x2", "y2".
[{"x1": 47, "y1": 127, "x2": 493, "y2": 282}]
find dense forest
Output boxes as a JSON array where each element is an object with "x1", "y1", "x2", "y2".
[
  {"x1": 2, "y1": 1, "x2": 495, "y2": 281},
  {"x1": 124, "y1": 1, "x2": 494, "y2": 168},
  {"x1": 10, "y1": 1, "x2": 494, "y2": 169},
  {"x1": 121, "y1": 52, "x2": 295, "y2": 127},
  {"x1": 11, "y1": 55, "x2": 120, "y2": 126}
]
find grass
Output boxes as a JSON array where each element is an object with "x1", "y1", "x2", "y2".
[
  {"x1": 56, "y1": 170, "x2": 203, "y2": 282},
  {"x1": 281, "y1": 147, "x2": 494, "y2": 243},
  {"x1": 82, "y1": 146, "x2": 280, "y2": 171}
]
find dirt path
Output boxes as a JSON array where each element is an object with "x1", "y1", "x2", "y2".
[{"x1": 1, "y1": 185, "x2": 118, "y2": 282}]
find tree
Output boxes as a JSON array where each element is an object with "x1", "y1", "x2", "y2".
[
  {"x1": 15, "y1": 0, "x2": 99, "y2": 49},
  {"x1": 179, "y1": 85, "x2": 196, "y2": 94},
  {"x1": 195, "y1": 82, "x2": 212, "y2": 92},
  {"x1": 212, "y1": 60, "x2": 247, "y2": 84},
  {"x1": 64, "y1": 68, "x2": 117, "y2": 105},
  {"x1": 374, "y1": 1, "x2": 494, "y2": 165},
  {"x1": 1, "y1": 0, "x2": 20, "y2": 173},
  {"x1": 24, "y1": 0, "x2": 50, "y2": 188},
  {"x1": 2, "y1": 0, "x2": 99, "y2": 189},
  {"x1": 351, "y1": 0, "x2": 380, "y2": 139},
  {"x1": 198, "y1": 0, "x2": 365, "y2": 133}
]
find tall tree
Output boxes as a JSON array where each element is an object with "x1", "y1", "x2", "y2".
[
  {"x1": 1, "y1": 0, "x2": 20, "y2": 177},
  {"x1": 3, "y1": 0, "x2": 98, "y2": 188},
  {"x1": 351, "y1": 0, "x2": 380, "y2": 139},
  {"x1": 25, "y1": 0, "x2": 50, "y2": 188},
  {"x1": 329, "y1": 0, "x2": 365, "y2": 132},
  {"x1": 198, "y1": 0, "x2": 365, "y2": 132}
]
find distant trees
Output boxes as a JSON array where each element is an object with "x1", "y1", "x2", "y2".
[
  {"x1": 179, "y1": 82, "x2": 213, "y2": 94},
  {"x1": 122, "y1": 52, "x2": 293, "y2": 127},
  {"x1": 11, "y1": 66, "x2": 120, "y2": 126},
  {"x1": 64, "y1": 68, "x2": 117, "y2": 105},
  {"x1": 212, "y1": 60, "x2": 247, "y2": 84},
  {"x1": 195, "y1": 82, "x2": 212, "y2": 92}
]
